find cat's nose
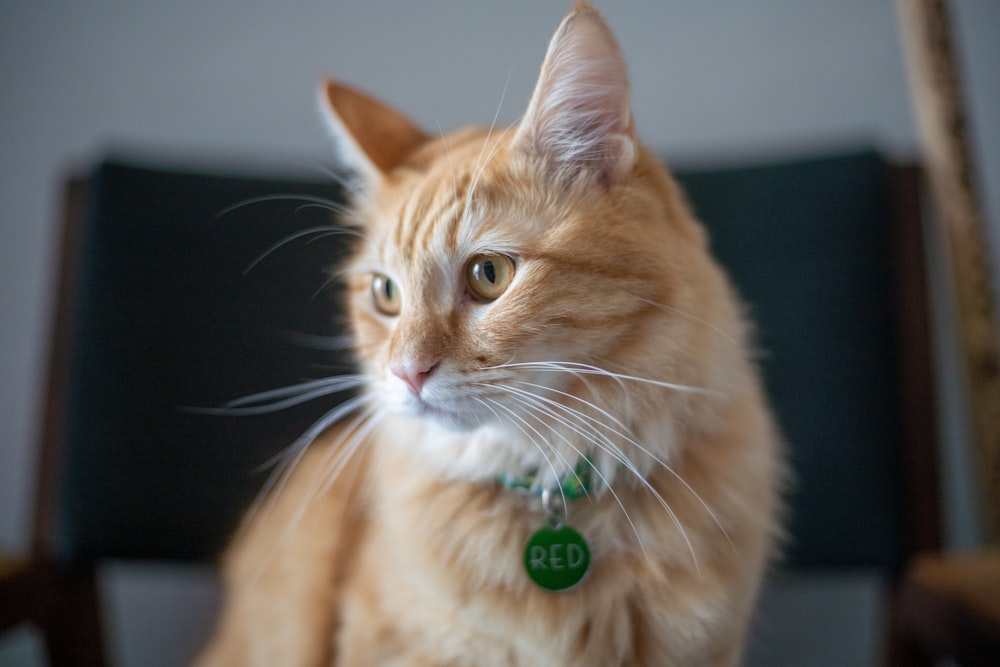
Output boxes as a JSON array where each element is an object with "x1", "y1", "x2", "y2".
[{"x1": 391, "y1": 360, "x2": 438, "y2": 395}]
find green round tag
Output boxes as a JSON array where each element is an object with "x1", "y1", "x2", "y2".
[{"x1": 523, "y1": 522, "x2": 591, "y2": 592}]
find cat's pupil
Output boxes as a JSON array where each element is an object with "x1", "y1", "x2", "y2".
[
  {"x1": 483, "y1": 261, "x2": 496, "y2": 284},
  {"x1": 384, "y1": 279, "x2": 394, "y2": 299}
]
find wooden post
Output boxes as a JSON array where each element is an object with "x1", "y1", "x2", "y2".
[{"x1": 896, "y1": 0, "x2": 1000, "y2": 543}]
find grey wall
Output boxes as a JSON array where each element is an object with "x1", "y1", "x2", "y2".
[{"x1": 1, "y1": 0, "x2": 997, "y2": 664}]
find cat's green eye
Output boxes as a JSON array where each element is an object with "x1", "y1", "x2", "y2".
[
  {"x1": 371, "y1": 274, "x2": 401, "y2": 316},
  {"x1": 466, "y1": 253, "x2": 515, "y2": 302}
]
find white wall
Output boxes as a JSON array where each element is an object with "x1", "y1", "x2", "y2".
[{"x1": 1, "y1": 0, "x2": 997, "y2": 664}]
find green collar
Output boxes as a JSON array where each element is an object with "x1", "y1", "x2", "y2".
[{"x1": 495, "y1": 458, "x2": 593, "y2": 501}]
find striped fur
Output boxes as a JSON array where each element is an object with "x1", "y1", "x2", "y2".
[{"x1": 198, "y1": 3, "x2": 785, "y2": 666}]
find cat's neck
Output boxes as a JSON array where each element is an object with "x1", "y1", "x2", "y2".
[{"x1": 372, "y1": 412, "x2": 676, "y2": 499}]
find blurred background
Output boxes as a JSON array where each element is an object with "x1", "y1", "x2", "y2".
[{"x1": 1, "y1": 0, "x2": 997, "y2": 664}]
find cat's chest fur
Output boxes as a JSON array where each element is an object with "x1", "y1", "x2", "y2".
[
  {"x1": 200, "y1": 362, "x2": 780, "y2": 667},
  {"x1": 327, "y1": 404, "x2": 775, "y2": 667}
]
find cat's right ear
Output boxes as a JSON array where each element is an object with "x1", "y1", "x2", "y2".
[
  {"x1": 318, "y1": 79, "x2": 429, "y2": 187},
  {"x1": 512, "y1": 5, "x2": 636, "y2": 186}
]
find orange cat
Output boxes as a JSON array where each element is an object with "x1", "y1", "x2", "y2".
[{"x1": 198, "y1": 3, "x2": 785, "y2": 665}]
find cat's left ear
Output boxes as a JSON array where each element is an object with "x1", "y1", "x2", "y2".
[
  {"x1": 513, "y1": 5, "x2": 637, "y2": 185},
  {"x1": 319, "y1": 79, "x2": 429, "y2": 187}
]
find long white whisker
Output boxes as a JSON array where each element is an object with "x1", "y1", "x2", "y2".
[
  {"x1": 293, "y1": 406, "x2": 381, "y2": 527},
  {"x1": 183, "y1": 376, "x2": 365, "y2": 416},
  {"x1": 473, "y1": 396, "x2": 568, "y2": 519},
  {"x1": 250, "y1": 404, "x2": 378, "y2": 582},
  {"x1": 512, "y1": 379, "x2": 734, "y2": 556},
  {"x1": 634, "y1": 295, "x2": 745, "y2": 353},
  {"x1": 238, "y1": 393, "x2": 369, "y2": 538},
  {"x1": 460, "y1": 71, "x2": 513, "y2": 227},
  {"x1": 310, "y1": 268, "x2": 347, "y2": 302},
  {"x1": 485, "y1": 360, "x2": 720, "y2": 396},
  {"x1": 498, "y1": 394, "x2": 594, "y2": 499},
  {"x1": 291, "y1": 155, "x2": 366, "y2": 199},
  {"x1": 491, "y1": 386, "x2": 652, "y2": 562},
  {"x1": 227, "y1": 375, "x2": 363, "y2": 406},
  {"x1": 435, "y1": 120, "x2": 460, "y2": 204},
  {"x1": 304, "y1": 158, "x2": 394, "y2": 225},
  {"x1": 243, "y1": 226, "x2": 358, "y2": 276},
  {"x1": 273, "y1": 331, "x2": 354, "y2": 351},
  {"x1": 514, "y1": 379, "x2": 632, "y2": 434},
  {"x1": 216, "y1": 193, "x2": 351, "y2": 219},
  {"x1": 487, "y1": 382, "x2": 710, "y2": 573}
]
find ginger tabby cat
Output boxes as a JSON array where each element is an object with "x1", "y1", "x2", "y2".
[{"x1": 198, "y1": 3, "x2": 785, "y2": 665}]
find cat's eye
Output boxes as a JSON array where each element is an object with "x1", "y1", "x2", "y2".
[
  {"x1": 371, "y1": 274, "x2": 401, "y2": 315},
  {"x1": 466, "y1": 253, "x2": 515, "y2": 302}
]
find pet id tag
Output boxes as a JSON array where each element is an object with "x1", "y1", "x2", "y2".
[{"x1": 523, "y1": 490, "x2": 590, "y2": 592}]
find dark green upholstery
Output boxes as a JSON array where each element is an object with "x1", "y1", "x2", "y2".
[
  {"x1": 677, "y1": 151, "x2": 905, "y2": 570},
  {"x1": 47, "y1": 160, "x2": 353, "y2": 563},
  {"x1": 44, "y1": 150, "x2": 918, "y2": 573}
]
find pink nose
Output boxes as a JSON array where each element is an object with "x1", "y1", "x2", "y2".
[{"x1": 391, "y1": 360, "x2": 438, "y2": 395}]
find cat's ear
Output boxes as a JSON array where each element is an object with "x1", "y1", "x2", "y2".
[
  {"x1": 318, "y1": 79, "x2": 429, "y2": 186},
  {"x1": 513, "y1": 5, "x2": 636, "y2": 185}
]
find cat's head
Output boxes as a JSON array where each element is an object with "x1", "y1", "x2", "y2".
[{"x1": 319, "y1": 4, "x2": 746, "y2": 488}]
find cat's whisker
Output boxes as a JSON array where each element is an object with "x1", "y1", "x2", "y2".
[
  {"x1": 273, "y1": 330, "x2": 354, "y2": 351},
  {"x1": 183, "y1": 375, "x2": 365, "y2": 417},
  {"x1": 484, "y1": 360, "x2": 721, "y2": 396},
  {"x1": 287, "y1": 153, "x2": 365, "y2": 197},
  {"x1": 228, "y1": 375, "x2": 363, "y2": 406},
  {"x1": 494, "y1": 392, "x2": 597, "y2": 499},
  {"x1": 251, "y1": 403, "x2": 380, "y2": 583},
  {"x1": 634, "y1": 295, "x2": 746, "y2": 354},
  {"x1": 473, "y1": 395, "x2": 570, "y2": 520},
  {"x1": 238, "y1": 393, "x2": 370, "y2": 542},
  {"x1": 295, "y1": 202, "x2": 352, "y2": 217},
  {"x1": 474, "y1": 70, "x2": 512, "y2": 180},
  {"x1": 301, "y1": 160, "x2": 395, "y2": 225},
  {"x1": 310, "y1": 269, "x2": 347, "y2": 302},
  {"x1": 513, "y1": 380, "x2": 633, "y2": 436},
  {"x1": 459, "y1": 71, "x2": 513, "y2": 230},
  {"x1": 481, "y1": 396, "x2": 572, "y2": 515},
  {"x1": 479, "y1": 361, "x2": 611, "y2": 405},
  {"x1": 242, "y1": 226, "x2": 358, "y2": 276},
  {"x1": 512, "y1": 379, "x2": 734, "y2": 556},
  {"x1": 486, "y1": 382, "x2": 705, "y2": 573},
  {"x1": 460, "y1": 118, "x2": 520, "y2": 240},
  {"x1": 306, "y1": 159, "x2": 393, "y2": 228},
  {"x1": 488, "y1": 384, "x2": 620, "y2": 475},
  {"x1": 504, "y1": 392, "x2": 642, "y2": 502},
  {"x1": 435, "y1": 120, "x2": 460, "y2": 205},
  {"x1": 216, "y1": 193, "x2": 350, "y2": 219},
  {"x1": 489, "y1": 386, "x2": 654, "y2": 564},
  {"x1": 470, "y1": 118, "x2": 518, "y2": 186},
  {"x1": 284, "y1": 406, "x2": 373, "y2": 520},
  {"x1": 298, "y1": 405, "x2": 381, "y2": 524}
]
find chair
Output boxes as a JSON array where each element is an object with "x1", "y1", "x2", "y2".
[
  {"x1": 675, "y1": 153, "x2": 947, "y2": 664},
  {"x1": 676, "y1": 152, "x2": 940, "y2": 574},
  {"x1": 1, "y1": 158, "x2": 356, "y2": 664},
  {"x1": 892, "y1": 549, "x2": 1000, "y2": 665},
  {"x1": 0, "y1": 149, "x2": 968, "y2": 664}
]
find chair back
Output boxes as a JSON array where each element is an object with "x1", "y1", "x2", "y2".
[
  {"x1": 36, "y1": 151, "x2": 939, "y2": 574},
  {"x1": 677, "y1": 150, "x2": 940, "y2": 570},
  {"x1": 36, "y1": 160, "x2": 354, "y2": 564}
]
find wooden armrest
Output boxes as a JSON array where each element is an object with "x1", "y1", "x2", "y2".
[
  {"x1": 909, "y1": 550, "x2": 1000, "y2": 623},
  {"x1": 894, "y1": 550, "x2": 1000, "y2": 666},
  {"x1": 0, "y1": 555, "x2": 107, "y2": 665},
  {"x1": 0, "y1": 554, "x2": 50, "y2": 631}
]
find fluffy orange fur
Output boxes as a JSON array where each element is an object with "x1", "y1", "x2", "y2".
[{"x1": 198, "y1": 4, "x2": 785, "y2": 666}]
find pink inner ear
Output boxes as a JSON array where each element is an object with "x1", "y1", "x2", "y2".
[
  {"x1": 514, "y1": 8, "x2": 636, "y2": 182},
  {"x1": 321, "y1": 79, "x2": 429, "y2": 176}
]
